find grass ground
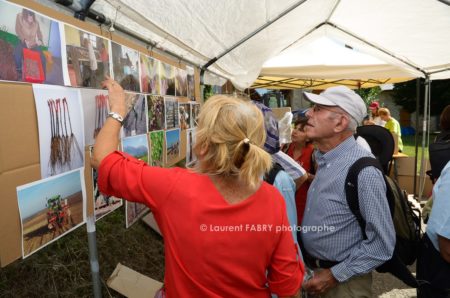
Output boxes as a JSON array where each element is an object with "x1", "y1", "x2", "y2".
[
  {"x1": 0, "y1": 134, "x2": 431, "y2": 297},
  {"x1": 0, "y1": 208, "x2": 165, "y2": 297},
  {"x1": 401, "y1": 134, "x2": 430, "y2": 174}
]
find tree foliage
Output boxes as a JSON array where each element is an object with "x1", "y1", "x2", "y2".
[
  {"x1": 355, "y1": 86, "x2": 381, "y2": 105},
  {"x1": 393, "y1": 79, "x2": 450, "y2": 115}
]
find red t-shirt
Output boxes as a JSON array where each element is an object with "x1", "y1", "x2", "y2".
[
  {"x1": 98, "y1": 151, "x2": 304, "y2": 297},
  {"x1": 286, "y1": 143, "x2": 314, "y2": 225}
]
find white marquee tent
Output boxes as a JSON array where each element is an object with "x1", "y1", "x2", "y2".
[
  {"x1": 82, "y1": 0, "x2": 450, "y2": 89},
  {"x1": 51, "y1": 0, "x2": 450, "y2": 198}
]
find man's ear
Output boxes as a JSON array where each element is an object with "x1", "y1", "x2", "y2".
[{"x1": 333, "y1": 115, "x2": 350, "y2": 133}]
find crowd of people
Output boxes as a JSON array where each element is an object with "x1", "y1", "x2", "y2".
[{"x1": 92, "y1": 78, "x2": 450, "y2": 297}]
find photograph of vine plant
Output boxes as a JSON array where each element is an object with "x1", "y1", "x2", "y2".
[{"x1": 149, "y1": 130, "x2": 164, "y2": 167}]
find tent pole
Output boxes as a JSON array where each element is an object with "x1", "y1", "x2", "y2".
[
  {"x1": 418, "y1": 77, "x2": 431, "y2": 200},
  {"x1": 437, "y1": 0, "x2": 450, "y2": 6},
  {"x1": 413, "y1": 79, "x2": 420, "y2": 198},
  {"x1": 86, "y1": 215, "x2": 102, "y2": 298},
  {"x1": 200, "y1": 67, "x2": 210, "y2": 102}
]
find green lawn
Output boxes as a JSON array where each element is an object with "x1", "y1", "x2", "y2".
[{"x1": 401, "y1": 134, "x2": 430, "y2": 174}]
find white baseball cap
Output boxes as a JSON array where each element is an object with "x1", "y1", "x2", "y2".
[{"x1": 303, "y1": 86, "x2": 367, "y2": 124}]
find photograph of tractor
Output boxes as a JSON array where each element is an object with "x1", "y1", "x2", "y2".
[{"x1": 46, "y1": 195, "x2": 73, "y2": 234}]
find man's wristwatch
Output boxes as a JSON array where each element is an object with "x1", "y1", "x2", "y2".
[{"x1": 108, "y1": 112, "x2": 124, "y2": 125}]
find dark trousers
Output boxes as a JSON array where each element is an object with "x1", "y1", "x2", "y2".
[{"x1": 416, "y1": 234, "x2": 450, "y2": 298}]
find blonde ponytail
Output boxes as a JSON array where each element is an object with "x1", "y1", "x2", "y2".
[
  {"x1": 192, "y1": 95, "x2": 272, "y2": 188},
  {"x1": 238, "y1": 142, "x2": 272, "y2": 188}
]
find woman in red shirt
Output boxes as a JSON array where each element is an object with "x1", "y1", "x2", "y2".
[
  {"x1": 285, "y1": 117, "x2": 315, "y2": 225},
  {"x1": 92, "y1": 78, "x2": 304, "y2": 297}
]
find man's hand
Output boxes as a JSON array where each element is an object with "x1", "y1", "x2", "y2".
[{"x1": 303, "y1": 269, "x2": 338, "y2": 296}]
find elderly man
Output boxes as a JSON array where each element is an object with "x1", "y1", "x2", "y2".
[{"x1": 300, "y1": 86, "x2": 395, "y2": 297}]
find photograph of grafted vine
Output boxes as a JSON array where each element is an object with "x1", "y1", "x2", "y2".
[
  {"x1": 80, "y1": 89, "x2": 109, "y2": 146},
  {"x1": 33, "y1": 84, "x2": 84, "y2": 178}
]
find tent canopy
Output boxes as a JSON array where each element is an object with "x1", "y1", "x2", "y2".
[
  {"x1": 89, "y1": 0, "x2": 450, "y2": 89},
  {"x1": 254, "y1": 36, "x2": 414, "y2": 89}
]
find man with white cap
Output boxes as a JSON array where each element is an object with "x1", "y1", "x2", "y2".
[{"x1": 299, "y1": 86, "x2": 395, "y2": 297}]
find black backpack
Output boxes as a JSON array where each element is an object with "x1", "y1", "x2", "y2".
[
  {"x1": 428, "y1": 133, "x2": 450, "y2": 181},
  {"x1": 264, "y1": 163, "x2": 284, "y2": 185},
  {"x1": 345, "y1": 157, "x2": 422, "y2": 288}
]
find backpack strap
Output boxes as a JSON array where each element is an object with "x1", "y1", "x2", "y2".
[
  {"x1": 264, "y1": 163, "x2": 284, "y2": 185},
  {"x1": 345, "y1": 157, "x2": 383, "y2": 240}
]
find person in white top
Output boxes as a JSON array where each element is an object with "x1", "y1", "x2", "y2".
[{"x1": 364, "y1": 101, "x2": 386, "y2": 126}]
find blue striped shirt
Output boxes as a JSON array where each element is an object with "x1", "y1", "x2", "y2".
[{"x1": 300, "y1": 136, "x2": 395, "y2": 282}]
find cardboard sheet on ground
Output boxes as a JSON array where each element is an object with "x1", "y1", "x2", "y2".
[{"x1": 107, "y1": 263, "x2": 163, "y2": 298}]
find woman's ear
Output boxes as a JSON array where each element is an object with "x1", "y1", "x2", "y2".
[{"x1": 198, "y1": 142, "x2": 209, "y2": 156}]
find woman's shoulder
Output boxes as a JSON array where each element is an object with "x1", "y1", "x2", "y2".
[{"x1": 258, "y1": 181, "x2": 288, "y2": 206}]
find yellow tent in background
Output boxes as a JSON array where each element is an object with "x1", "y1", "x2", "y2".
[{"x1": 252, "y1": 76, "x2": 412, "y2": 90}]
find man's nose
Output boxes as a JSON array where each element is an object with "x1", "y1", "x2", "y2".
[{"x1": 305, "y1": 108, "x2": 312, "y2": 117}]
